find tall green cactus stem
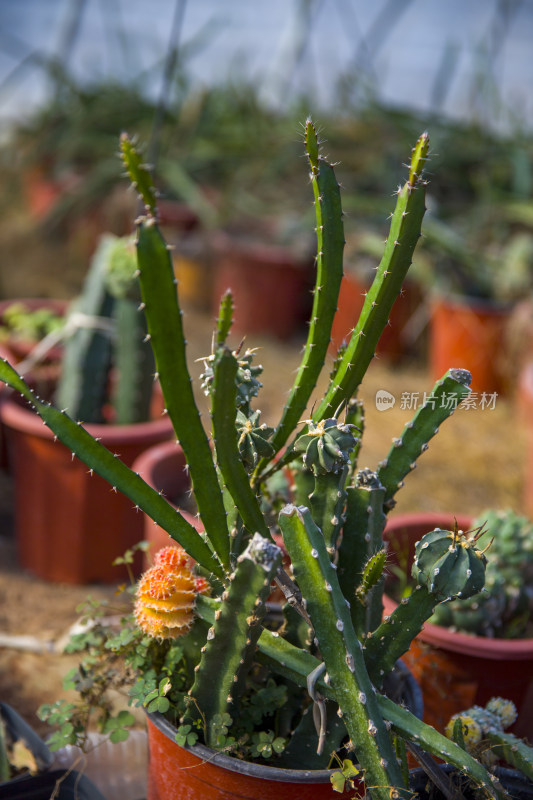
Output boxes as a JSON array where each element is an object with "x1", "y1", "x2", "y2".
[
  {"x1": 55, "y1": 235, "x2": 115, "y2": 423},
  {"x1": 313, "y1": 133, "x2": 429, "y2": 423},
  {"x1": 134, "y1": 218, "x2": 230, "y2": 571},
  {"x1": 122, "y1": 136, "x2": 230, "y2": 570},
  {"x1": 0, "y1": 359, "x2": 225, "y2": 579},
  {"x1": 279, "y1": 505, "x2": 406, "y2": 800},
  {"x1": 263, "y1": 119, "x2": 344, "y2": 463},
  {"x1": 308, "y1": 466, "x2": 348, "y2": 555},
  {"x1": 345, "y1": 398, "x2": 365, "y2": 473},
  {"x1": 211, "y1": 346, "x2": 271, "y2": 541},
  {"x1": 377, "y1": 368, "x2": 472, "y2": 509},
  {"x1": 216, "y1": 289, "x2": 234, "y2": 346},
  {"x1": 337, "y1": 471, "x2": 386, "y2": 637},
  {"x1": 186, "y1": 534, "x2": 281, "y2": 747},
  {"x1": 119, "y1": 133, "x2": 158, "y2": 215},
  {"x1": 364, "y1": 525, "x2": 488, "y2": 682},
  {"x1": 106, "y1": 236, "x2": 155, "y2": 424},
  {"x1": 111, "y1": 296, "x2": 155, "y2": 424}
]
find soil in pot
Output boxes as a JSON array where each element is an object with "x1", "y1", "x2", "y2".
[{"x1": 383, "y1": 512, "x2": 533, "y2": 739}]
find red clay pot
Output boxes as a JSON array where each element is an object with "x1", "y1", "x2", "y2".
[
  {"x1": 0, "y1": 393, "x2": 173, "y2": 584},
  {"x1": 330, "y1": 272, "x2": 423, "y2": 360},
  {"x1": 131, "y1": 440, "x2": 203, "y2": 569},
  {"x1": 429, "y1": 294, "x2": 511, "y2": 395},
  {"x1": 383, "y1": 512, "x2": 533, "y2": 738},
  {"x1": 212, "y1": 234, "x2": 313, "y2": 340},
  {"x1": 146, "y1": 712, "x2": 358, "y2": 800}
]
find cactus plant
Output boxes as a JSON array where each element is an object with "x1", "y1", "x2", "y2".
[
  {"x1": 446, "y1": 697, "x2": 533, "y2": 782},
  {"x1": 2, "y1": 123, "x2": 525, "y2": 799},
  {"x1": 55, "y1": 233, "x2": 155, "y2": 424},
  {"x1": 431, "y1": 509, "x2": 533, "y2": 638}
]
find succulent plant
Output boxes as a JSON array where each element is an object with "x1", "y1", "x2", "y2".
[
  {"x1": 446, "y1": 697, "x2": 533, "y2": 782},
  {"x1": 1, "y1": 123, "x2": 519, "y2": 799},
  {"x1": 431, "y1": 509, "x2": 533, "y2": 638},
  {"x1": 55, "y1": 233, "x2": 155, "y2": 424}
]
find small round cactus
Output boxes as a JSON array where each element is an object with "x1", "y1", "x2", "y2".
[
  {"x1": 431, "y1": 509, "x2": 533, "y2": 638},
  {"x1": 412, "y1": 523, "x2": 487, "y2": 603},
  {"x1": 135, "y1": 546, "x2": 209, "y2": 640},
  {"x1": 236, "y1": 409, "x2": 274, "y2": 470},
  {"x1": 294, "y1": 418, "x2": 358, "y2": 475},
  {"x1": 446, "y1": 698, "x2": 517, "y2": 755}
]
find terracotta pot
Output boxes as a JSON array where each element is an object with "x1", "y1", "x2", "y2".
[
  {"x1": 330, "y1": 273, "x2": 423, "y2": 360},
  {"x1": 383, "y1": 512, "x2": 533, "y2": 738},
  {"x1": 146, "y1": 711, "x2": 358, "y2": 800},
  {"x1": 0, "y1": 392, "x2": 173, "y2": 584},
  {"x1": 212, "y1": 234, "x2": 313, "y2": 340},
  {"x1": 131, "y1": 440, "x2": 203, "y2": 568},
  {"x1": 429, "y1": 294, "x2": 512, "y2": 395},
  {"x1": 146, "y1": 661, "x2": 421, "y2": 800}
]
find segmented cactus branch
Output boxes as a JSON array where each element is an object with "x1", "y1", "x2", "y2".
[
  {"x1": 264, "y1": 119, "x2": 345, "y2": 462},
  {"x1": 377, "y1": 368, "x2": 472, "y2": 509},
  {"x1": 279, "y1": 504, "x2": 405, "y2": 800},
  {"x1": 211, "y1": 346, "x2": 271, "y2": 541},
  {"x1": 185, "y1": 534, "x2": 281, "y2": 747},
  {"x1": 313, "y1": 133, "x2": 429, "y2": 423}
]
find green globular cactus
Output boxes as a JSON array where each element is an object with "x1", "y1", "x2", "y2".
[
  {"x1": 0, "y1": 127, "x2": 519, "y2": 798},
  {"x1": 412, "y1": 524, "x2": 487, "y2": 602},
  {"x1": 431, "y1": 509, "x2": 533, "y2": 638},
  {"x1": 364, "y1": 524, "x2": 488, "y2": 684}
]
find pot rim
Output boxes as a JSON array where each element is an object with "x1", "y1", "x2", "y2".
[
  {"x1": 0, "y1": 390, "x2": 174, "y2": 445},
  {"x1": 147, "y1": 711, "x2": 336, "y2": 783},
  {"x1": 384, "y1": 512, "x2": 533, "y2": 659},
  {"x1": 146, "y1": 659, "x2": 422, "y2": 783}
]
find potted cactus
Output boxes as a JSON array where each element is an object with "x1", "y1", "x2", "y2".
[
  {"x1": 383, "y1": 509, "x2": 533, "y2": 740},
  {"x1": 420, "y1": 217, "x2": 533, "y2": 395},
  {"x1": 1, "y1": 124, "x2": 530, "y2": 799},
  {"x1": 0, "y1": 235, "x2": 173, "y2": 584}
]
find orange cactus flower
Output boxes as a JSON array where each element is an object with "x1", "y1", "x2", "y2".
[{"x1": 134, "y1": 547, "x2": 209, "y2": 640}]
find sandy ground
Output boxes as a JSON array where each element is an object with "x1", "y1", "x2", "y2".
[{"x1": 0, "y1": 308, "x2": 526, "y2": 739}]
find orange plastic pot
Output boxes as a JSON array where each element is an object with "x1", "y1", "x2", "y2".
[
  {"x1": 383, "y1": 512, "x2": 533, "y2": 738},
  {"x1": 212, "y1": 234, "x2": 313, "y2": 340},
  {"x1": 429, "y1": 294, "x2": 511, "y2": 395},
  {"x1": 146, "y1": 712, "x2": 359, "y2": 800},
  {"x1": 330, "y1": 273, "x2": 423, "y2": 360},
  {"x1": 0, "y1": 393, "x2": 173, "y2": 584}
]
